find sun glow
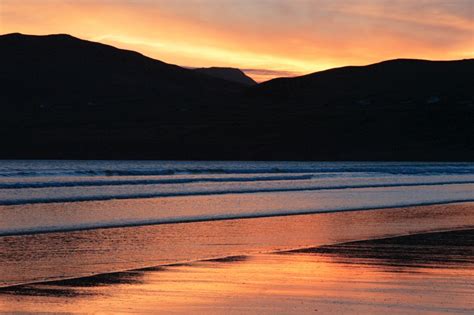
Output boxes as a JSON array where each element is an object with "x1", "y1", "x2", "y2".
[{"x1": 1, "y1": 0, "x2": 473, "y2": 82}]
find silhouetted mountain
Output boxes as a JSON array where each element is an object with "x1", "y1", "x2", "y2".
[
  {"x1": 0, "y1": 33, "x2": 244, "y2": 117},
  {"x1": 1, "y1": 33, "x2": 473, "y2": 160},
  {"x1": 246, "y1": 58, "x2": 474, "y2": 160},
  {"x1": 194, "y1": 67, "x2": 256, "y2": 86},
  {"x1": 253, "y1": 58, "x2": 473, "y2": 103}
]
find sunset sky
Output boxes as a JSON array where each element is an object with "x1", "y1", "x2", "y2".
[{"x1": 1, "y1": 0, "x2": 473, "y2": 82}]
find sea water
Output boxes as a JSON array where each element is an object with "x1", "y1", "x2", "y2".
[{"x1": 1, "y1": 160, "x2": 474, "y2": 235}]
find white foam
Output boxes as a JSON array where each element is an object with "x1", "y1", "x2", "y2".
[
  {"x1": 1, "y1": 161, "x2": 474, "y2": 235},
  {"x1": 1, "y1": 183, "x2": 474, "y2": 236}
]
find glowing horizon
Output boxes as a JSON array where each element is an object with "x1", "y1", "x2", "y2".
[{"x1": 1, "y1": 0, "x2": 473, "y2": 82}]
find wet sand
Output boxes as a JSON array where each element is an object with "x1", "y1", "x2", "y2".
[
  {"x1": 1, "y1": 229, "x2": 473, "y2": 314},
  {"x1": 1, "y1": 203, "x2": 473, "y2": 314}
]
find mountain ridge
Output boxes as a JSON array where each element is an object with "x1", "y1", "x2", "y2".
[
  {"x1": 194, "y1": 67, "x2": 257, "y2": 86},
  {"x1": 1, "y1": 33, "x2": 473, "y2": 161}
]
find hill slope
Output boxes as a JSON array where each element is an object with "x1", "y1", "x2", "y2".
[
  {"x1": 253, "y1": 58, "x2": 472, "y2": 103},
  {"x1": 194, "y1": 67, "x2": 256, "y2": 86},
  {"x1": 244, "y1": 58, "x2": 474, "y2": 160},
  {"x1": 0, "y1": 33, "x2": 473, "y2": 160},
  {"x1": 0, "y1": 33, "x2": 244, "y2": 117}
]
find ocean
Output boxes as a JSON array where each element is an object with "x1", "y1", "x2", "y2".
[{"x1": 1, "y1": 160, "x2": 474, "y2": 235}]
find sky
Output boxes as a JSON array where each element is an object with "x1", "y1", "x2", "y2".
[{"x1": 1, "y1": 0, "x2": 473, "y2": 82}]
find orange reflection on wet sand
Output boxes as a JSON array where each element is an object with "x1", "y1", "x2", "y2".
[
  {"x1": 1, "y1": 202, "x2": 473, "y2": 289},
  {"x1": 1, "y1": 229, "x2": 473, "y2": 314}
]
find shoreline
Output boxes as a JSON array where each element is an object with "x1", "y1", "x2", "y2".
[
  {"x1": 1, "y1": 226, "x2": 473, "y2": 290},
  {"x1": 2, "y1": 181, "x2": 474, "y2": 206},
  {"x1": 2, "y1": 200, "x2": 474, "y2": 237},
  {"x1": 1, "y1": 201, "x2": 473, "y2": 290}
]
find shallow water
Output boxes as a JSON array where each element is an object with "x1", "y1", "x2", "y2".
[
  {"x1": 1, "y1": 202, "x2": 473, "y2": 288},
  {"x1": 1, "y1": 161, "x2": 474, "y2": 235}
]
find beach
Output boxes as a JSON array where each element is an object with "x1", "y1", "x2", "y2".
[
  {"x1": 1, "y1": 202, "x2": 473, "y2": 314},
  {"x1": 0, "y1": 229, "x2": 472, "y2": 314},
  {"x1": 1, "y1": 161, "x2": 473, "y2": 313}
]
